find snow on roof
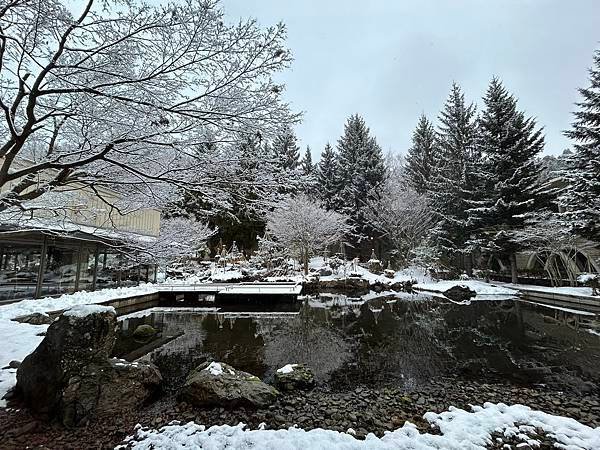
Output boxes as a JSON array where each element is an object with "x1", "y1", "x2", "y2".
[
  {"x1": 118, "y1": 402, "x2": 600, "y2": 449},
  {"x1": 0, "y1": 214, "x2": 158, "y2": 243},
  {"x1": 63, "y1": 304, "x2": 116, "y2": 317},
  {"x1": 276, "y1": 364, "x2": 298, "y2": 374}
]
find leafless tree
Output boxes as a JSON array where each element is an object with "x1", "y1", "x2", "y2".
[
  {"x1": 364, "y1": 160, "x2": 434, "y2": 266},
  {"x1": 266, "y1": 195, "x2": 350, "y2": 274}
]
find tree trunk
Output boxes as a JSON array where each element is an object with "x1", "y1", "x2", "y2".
[
  {"x1": 509, "y1": 252, "x2": 518, "y2": 284},
  {"x1": 303, "y1": 247, "x2": 309, "y2": 275},
  {"x1": 464, "y1": 253, "x2": 473, "y2": 277}
]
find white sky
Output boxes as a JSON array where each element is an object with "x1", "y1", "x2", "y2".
[
  {"x1": 69, "y1": 0, "x2": 600, "y2": 158},
  {"x1": 222, "y1": 0, "x2": 600, "y2": 157}
]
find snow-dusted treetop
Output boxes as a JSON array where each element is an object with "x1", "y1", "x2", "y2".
[
  {"x1": 266, "y1": 194, "x2": 350, "y2": 273},
  {"x1": 0, "y1": 0, "x2": 297, "y2": 220}
]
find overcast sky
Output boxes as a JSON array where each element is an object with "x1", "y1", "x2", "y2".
[{"x1": 222, "y1": 0, "x2": 600, "y2": 158}]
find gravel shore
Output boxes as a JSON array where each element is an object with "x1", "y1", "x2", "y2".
[{"x1": 1, "y1": 376, "x2": 598, "y2": 449}]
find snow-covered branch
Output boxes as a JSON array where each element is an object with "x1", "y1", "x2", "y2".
[{"x1": 0, "y1": 0, "x2": 298, "y2": 221}]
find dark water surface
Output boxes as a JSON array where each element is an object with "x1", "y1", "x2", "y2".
[{"x1": 114, "y1": 293, "x2": 600, "y2": 393}]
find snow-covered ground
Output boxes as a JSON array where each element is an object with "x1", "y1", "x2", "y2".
[
  {"x1": 309, "y1": 257, "x2": 432, "y2": 285},
  {"x1": 503, "y1": 283, "x2": 596, "y2": 298},
  {"x1": 415, "y1": 279, "x2": 519, "y2": 297},
  {"x1": 0, "y1": 284, "x2": 158, "y2": 407},
  {"x1": 118, "y1": 402, "x2": 600, "y2": 450}
]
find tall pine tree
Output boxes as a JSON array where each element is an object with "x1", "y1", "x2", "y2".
[
  {"x1": 272, "y1": 125, "x2": 300, "y2": 170},
  {"x1": 563, "y1": 49, "x2": 600, "y2": 240},
  {"x1": 334, "y1": 114, "x2": 387, "y2": 247},
  {"x1": 468, "y1": 78, "x2": 545, "y2": 282},
  {"x1": 405, "y1": 113, "x2": 437, "y2": 194},
  {"x1": 428, "y1": 83, "x2": 479, "y2": 272},
  {"x1": 316, "y1": 143, "x2": 338, "y2": 210},
  {"x1": 301, "y1": 146, "x2": 313, "y2": 175}
]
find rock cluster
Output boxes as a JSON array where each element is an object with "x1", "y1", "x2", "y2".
[{"x1": 16, "y1": 306, "x2": 161, "y2": 426}]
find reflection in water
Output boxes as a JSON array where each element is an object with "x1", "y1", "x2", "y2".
[{"x1": 114, "y1": 293, "x2": 600, "y2": 393}]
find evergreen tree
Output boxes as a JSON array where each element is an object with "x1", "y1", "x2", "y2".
[
  {"x1": 301, "y1": 146, "x2": 314, "y2": 175},
  {"x1": 428, "y1": 83, "x2": 479, "y2": 271},
  {"x1": 334, "y1": 114, "x2": 387, "y2": 244},
  {"x1": 300, "y1": 145, "x2": 317, "y2": 196},
  {"x1": 316, "y1": 143, "x2": 338, "y2": 210},
  {"x1": 405, "y1": 113, "x2": 437, "y2": 194},
  {"x1": 468, "y1": 78, "x2": 545, "y2": 282},
  {"x1": 272, "y1": 124, "x2": 300, "y2": 170},
  {"x1": 562, "y1": 49, "x2": 600, "y2": 240}
]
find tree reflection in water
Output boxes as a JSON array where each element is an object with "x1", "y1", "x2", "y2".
[{"x1": 114, "y1": 294, "x2": 600, "y2": 392}]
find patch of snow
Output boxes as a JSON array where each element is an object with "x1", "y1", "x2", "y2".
[
  {"x1": 578, "y1": 273, "x2": 598, "y2": 284},
  {"x1": 497, "y1": 282, "x2": 596, "y2": 299},
  {"x1": 203, "y1": 361, "x2": 234, "y2": 376},
  {"x1": 308, "y1": 257, "x2": 431, "y2": 286},
  {"x1": 118, "y1": 403, "x2": 600, "y2": 450},
  {"x1": 204, "y1": 361, "x2": 224, "y2": 376},
  {"x1": 415, "y1": 280, "x2": 518, "y2": 296},
  {"x1": 276, "y1": 364, "x2": 298, "y2": 374},
  {"x1": 63, "y1": 304, "x2": 116, "y2": 318},
  {"x1": 210, "y1": 269, "x2": 244, "y2": 282},
  {"x1": 119, "y1": 307, "x2": 220, "y2": 320}
]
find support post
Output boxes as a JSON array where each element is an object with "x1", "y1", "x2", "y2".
[
  {"x1": 91, "y1": 246, "x2": 99, "y2": 291},
  {"x1": 74, "y1": 243, "x2": 83, "y2": 292},
  {"x1": 35, "y1": 237, "x2": 48, "y2": 299}
]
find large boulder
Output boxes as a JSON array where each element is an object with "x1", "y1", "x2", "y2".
[
  {"x1": 132, "y1": 324, "x2": 157, "y2": 341},
  {"x1": 180, "y1": 361, "x2": 279, "y2": 408},
  {"x1": 16, "y1": 305, "x2": 161, "y2": 426},
  {"x1": 61, "y1": 358, "x2": 162, "y2": 427},
  {"x1": 443, "y1": 285, "x2": 476, "y2": 302},
  {"x1": 274, "y1": 364, "x2": 315, "y2": 391}
]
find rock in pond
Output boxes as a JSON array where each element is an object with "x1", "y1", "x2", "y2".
[
  {"x1": 16, "y1": 304, "x2": 161, "y2": 426},
  {"x1": 132, "y1": 324, "x2": 157, "y2": 341},
  {"x1": 180, "y1": 361, "x2": 279, "y2": 408},
  {"x1": 274, "y1": 364, "x2": 315, "y2": 391},
  {"x1": 443, "y1": 285, "x2": 476, "y2": 302},
  {"x1": 12, "y1": 312, "x2": 53, "y2": 325}
]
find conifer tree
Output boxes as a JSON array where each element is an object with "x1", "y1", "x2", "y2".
[
  {"x1": 405, "y1": 113, "x2": 437, "y2": 194},
  {"x1": 334, "y1": 114, "x2": 387, "y2": 242},
  {"x1": 272, "y1": 125, "x2": 300, "y2": 170},
  {"x1": 316, "y1": 143, "x2": 338, "y2": 210},
  {"x1": 468, "y1": 78, "x2": 545, "y2": 282},
  {"x1": 562, "y1": 49, "x2": 600, "y2": 240},
  {"x1": 428, "y1": 83, "x2": 479, "y2": 271},
  {"x1": 301, "y1": 146, "x2": 314, "y2": 175}
]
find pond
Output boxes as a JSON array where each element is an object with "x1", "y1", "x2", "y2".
[{"x1": 114, "y1": 292, "x2": 600, "y2": 394}]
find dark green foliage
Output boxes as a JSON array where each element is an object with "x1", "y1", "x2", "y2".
[
  {"x1": 301, "y1": 146, "x2": 313, "y2": 175},
  {"x1": 272, "y1": 125, "x2": 300, "y2": 171},
  {"x1": 468, "y1": 78, "x2": 545, "y2": 259},
  {"x1": 334, "y1": 114, "x2": 387, "y2": 242},
  {"x1": 405, "y1": 113, "x2": 437, "y2": 194},
  {"x1": 316, "y1": 143, "x2": 338, "y2": 210},
  {"x1": 562, "y1": 49, "x2": 600, "y2": 239},
  {"x1": 428, "y1": 83, "x2": 479, "y2": 267}
]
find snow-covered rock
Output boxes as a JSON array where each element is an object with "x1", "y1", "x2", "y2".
[
  {"x1": 179, "y1": 361, "x2": 279, "y2": 408},
  {"x1": 275, "y1": 364, "x2": 315, "y2": 391}
]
